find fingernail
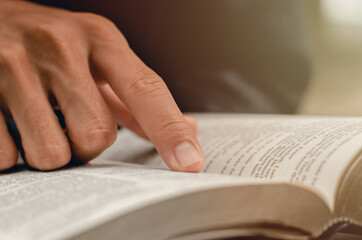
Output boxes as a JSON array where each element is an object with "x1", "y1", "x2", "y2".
[{"x1": 174, "y1": 141, "x2": 202, "y2": 168}]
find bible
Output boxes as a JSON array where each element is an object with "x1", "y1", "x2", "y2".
[{"x1": 1, "y1": 113, "x2": 362, "y2": 240}]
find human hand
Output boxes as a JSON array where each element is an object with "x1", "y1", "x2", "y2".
[{"x1": 0, "y1": 0, "x2": 204, "y2": 172}]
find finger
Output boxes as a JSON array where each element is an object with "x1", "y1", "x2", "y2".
[
  {"x1": 184, "y1": 114, "x2": 198, "y2": 134},
  {"x1": 98, "y1": 83, "x2": 201, "y2": 137},
  {"x1": 21, "y1": 20, "x2": 117, "y2": 162},
  {"x1": 97, "y1": 82, "x2": 148, "y2": 139},
  {"x1": 92, "y1": 46, "x2": 204, "y2": 172},
  {"x1": 0, "y1": 43, "x2": 71, "y2": 170},
  {"x1": 50, "y1": 62, "x2": 117, "y2": 161},
  {"x1": 98, "y1": 82, "x2": 200, "y2": 141},
  {"x1": 0, "y1": 111, "x2": 18, "y2": 171},
  {"x1": 98, "y1": 83, "x2": 199, "y2": 139}
]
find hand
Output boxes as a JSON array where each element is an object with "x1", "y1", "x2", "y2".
[{"x1": 0, "y1": 1, "x2": 204, "y2": 172}]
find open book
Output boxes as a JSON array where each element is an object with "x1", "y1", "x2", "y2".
[{"x1": 1, "y1": 114, "x2": 362, "y2": 240}]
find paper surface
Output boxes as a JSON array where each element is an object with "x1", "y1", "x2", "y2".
[
  {"x1": 0, "y1": 160, "x2": 251, "y2": 240},
  {"x1": 2, "y1": 114, "x2": 362, "y2": 240},
  {"x1": 104, "y1": 114, "x2": 362, "y2": 209}
]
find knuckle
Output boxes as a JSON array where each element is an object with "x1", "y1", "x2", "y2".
[
  {"x1": 77, "y1": 12, "x2": 128, "y2": 46},
  {"x1": 34, "y1": 20, "x2": 66, "y2": 38},
  {"x1": 158, "y1": 114, "x2": 189, "y2": 135},
  {"x1": 127, "y1": 69, "x2": 166, "y2": 96},
  {"x1": 79, "y1": 12, "x2": 113, "y2": 25},
  {"x1": 0, "y1": 40, "x2": 27, "y2": 68},
  {"x1": 77, "y1": 12, "x2": 117, "y2": 33},
  {"x1": 34, "y1": 143, "x2": 71, "y2": 171},
  {"x1": 0, "y1": 41, "x2": 28, "y2": 91},
  {"x1": 76, "y1": 118, "x2": 117, "y2": 154},
  {"x1": 32, "y1": 21, "x2": 72, "y2": 54}
]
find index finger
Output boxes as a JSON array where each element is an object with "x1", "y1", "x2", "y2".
[{"x1": 91, "y1": 46, "x2": 204, "y2": 172}]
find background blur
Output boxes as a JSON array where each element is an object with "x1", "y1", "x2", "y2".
[
  {"x1": 31, "y1": 0, "x2": 362, "y2": 116},
  {"x1": 299, "y1": 0, "x2": 362, "y2": 116}
]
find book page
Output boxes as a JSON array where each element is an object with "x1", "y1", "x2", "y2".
[
  {"x1": 101, "y1": 114, "x2": 362, "y2": 209},
  {"x1": 0, "y1": 160, "x2": 253, "y2": 240}
]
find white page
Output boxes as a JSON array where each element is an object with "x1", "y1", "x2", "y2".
[
  {"x1": 0, "y1": 160, "x2": 256, "y2": 240},
  {"x1": 3, "y1": 114, "x2": 362, "y2": 240},
  {"x1": 102, "y1": 114, "x2": 362, "y2": 209}
]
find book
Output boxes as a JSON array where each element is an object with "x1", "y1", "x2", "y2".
[{"x1": 1, "y1": 113, "x2": 362, "y2": 240}]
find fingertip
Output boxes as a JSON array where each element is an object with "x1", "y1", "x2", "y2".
[
  {"x1": 27, "y1": 142, "x2": 71, "y2": 171},
  {"x1": 172, "y1": 141, "x2": 204, "y2": 172},
  {"x1": 180, "y1": 159, "x2": 204, "y2": 173},
  {"x1": 0, "y1": 115, "x2": 18, "y2": 171},
  {"x1": 0, "y1": 134, "x2": 19, "y2": 171},
  {"x1": 168, "y1": 157, "x2": 204, "y2": 173},
  {"x1": 0, "y1": 152, "x2": 17, "y2": 171}
]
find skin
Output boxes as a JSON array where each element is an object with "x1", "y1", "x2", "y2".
[{"x1": 0, "y1": 0, "x2": 204, "y2": 172}]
